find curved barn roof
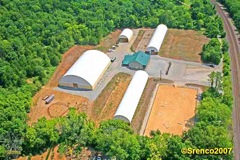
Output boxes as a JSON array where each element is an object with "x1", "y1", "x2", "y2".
[
  {"x1": 114, "y1": 70, "x2": 149, "y2": 123},
  {"x1": 146, "y1": 24, "x2": 168, "y2": 52},
  {"x1": 119, "y1": 28, "x2": 133, "y2": 41},
  {"x1": 61, "y1": 50, "x2": 110, "y2": 87}
]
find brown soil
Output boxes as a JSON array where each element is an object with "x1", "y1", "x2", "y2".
[
  {"x1": 131, "y1": 30, "x2": 145, "y2": 51},
  {"x1": 24, "y1": 30, "x2": 129, "y2": 159},
  {"x1": 29, "y1": 30, "x2": 122, "y2": 125},
  {"x1": 48, "y1": 102, "x2": 69, "y2": 118},
  {"x1": 28, "y1": 87, "x2": 90, "y2": 125},
  {"x1": 92, "y1": 73, "x2": 132, "y2": 125},
  {"x1": 144, "y1": 85, "x2": 197, "y2": 136},
  {"x1": 94, "y1": 29, "x2": 122, "y2": 52},
  {"x1": 159, "y1": 29, "x2": 210, "y2": 62},
  {"x1": 46, "y1": 30, "x2": 121, "y2": 88},
  {"x1": 17, "y1": 146, "x2": 66, "y2": 160},
  {"x1": 131, "y1": 78, "x2": 158, "y2": 133}
]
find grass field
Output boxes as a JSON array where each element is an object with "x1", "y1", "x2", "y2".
[
  {"x1": 159, "y1": 29, "x2": 209, "y2": 62},
  {"x1": 144, "y1": 85, "x2": 197, "y2": 136},
  {"x1": 131, "y1": 30, "x2": 145, "y2": 52}
]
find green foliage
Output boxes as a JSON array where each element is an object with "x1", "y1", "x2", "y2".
[
  {"x1": 139, "y1": 131, "x2": 169, "y2": 159},
  {"x1": 222, "y1": 52, "x2": 233, "y2": 106},
  {"x1": 183, "y1": 47, "x2": 233, "y2": 159},
  {"x1": 190, "y1": 0, "x2": 225, "y2": 38},
  {"x1": 95, "y1": 120, "x2": 140, "y2": 160},
  {"x1": 164, "y1": 135, "x2": 193, "y2": 160},
  {"x1": 201, "y1": 38, "x2": 222, "y2": 64},
  {"x1": 0, "y1": 0, "x2": 222, "y2": 88},
  {"x1": 183, "y1": 122, "x2": 232, "y2": 160},
  {"x1": 217, "y1": 0, "x2": 240, "y2": 30},
  {"x1": 57, "y1": 108, "x2": 95, "y2": 155},
  {"x1": 0, "y1": 0, "x2": 233, "y2": 159},
  {"x1": 0, "y1": 85, "x2": 37, "y2": 159},
  {"x1": 23, "y1": 118, "x2": 59, "y2": 154}
]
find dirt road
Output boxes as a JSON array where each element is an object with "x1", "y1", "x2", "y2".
[{"x1": 212, "y1": 1, "x2": 240, "y2": 159}]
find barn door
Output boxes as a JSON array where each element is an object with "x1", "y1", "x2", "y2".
[{"x1": 73, "y1": 83, "x2": 78, "y2": 88}]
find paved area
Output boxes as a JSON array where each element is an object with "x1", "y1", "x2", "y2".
[
  {"x1": 55, "y1": 30, "x2": 139, "y2": 101},
  {"x1": 146, "y1": 55, "x2": 222, "y2": 86},
  {"x1": 55, "y1": 29, "x2": 222, "y2": 101}
]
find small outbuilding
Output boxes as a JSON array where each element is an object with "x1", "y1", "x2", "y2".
[
  {"x1": 122, "y1": 51, "x2": 150, "y2": 70},
  {"x1": 118, "y1": 28, "x2": 133, "y2": 42},
  {"x1": 114, "y1": 70, "x2": 149, "y2": 123},
  {"x1": 59, "y1": 50, "x2": 111, "y2": 90},
  {"x1": 146, "y1": 24, "x2": 168, "y2": 54}
]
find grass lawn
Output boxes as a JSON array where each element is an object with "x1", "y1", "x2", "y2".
[{"x1": 159, "y1": 29, "x2": 209, "y2": 62}]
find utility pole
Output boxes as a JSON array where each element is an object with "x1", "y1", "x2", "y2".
[{"x1": 160, "y1": 69, "x2": 162, "y2": 81}]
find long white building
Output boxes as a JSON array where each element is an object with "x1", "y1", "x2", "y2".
[
  {"x1": 59, "y1": 50, "x2": 110, "y2": 90},
  {"x1": 118, "y1": 28, "x2": 133, "y2": 42},
  {"x1": 114, "y1": 70, "x2": 149, "y2": 123},
  {"x1": 146, "y1": 24, "x2": 168, "y2": 54}
]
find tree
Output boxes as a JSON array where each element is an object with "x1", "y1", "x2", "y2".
[
  {"x1": 96, "y1": 120, "x2": 140, "y2": 159},
  {"x1": 58, "y1": 108, "x2": 95, "y2": 155}
]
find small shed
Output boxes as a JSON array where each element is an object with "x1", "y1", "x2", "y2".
[
  {"x1": 122, "y1": 51, "x2": 150, "y2": 70},
  {"x1": 118, "y1": 28, "x2": 133, "y2": 42}
]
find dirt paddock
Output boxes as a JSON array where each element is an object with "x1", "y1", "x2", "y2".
[{"x1": 144, "y1": 85, "x2": 197, "y2": 136}]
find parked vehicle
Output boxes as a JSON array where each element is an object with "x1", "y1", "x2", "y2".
[
  {"x1": 205, "y1": 63, "x2": 216, "y2": 68},
  {"x1": 45, "y1": 94, "x2": 55, "y2": 104},
  {"x1": 108, "y1": 48, "x2": 113, "y2": 52},
  {"x1": 111, "y1": 57, "x2": 116, "y2": 62},
  {"x1": 42, "y1": 95, "x2": 49, "y2": 100}
]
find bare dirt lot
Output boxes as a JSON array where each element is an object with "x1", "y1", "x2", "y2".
[
  {"x1": 29, "y1": 72, "x2": 132, "y2": 125},
  {"x1": 28, "y1": 29, "x2": 124, "y2": 125},
  {"x1": 28, "y1": 87, "x2": 91, "y2": 125},
  {"x1": 144, "y1": 85, "x2": 197, "y2": 136},
  {"x1": 159, "y1": 29, "x2": 209, "y2": 62},
  {"x1": 17, "y1": 146, "x2": 66, "y2": 160}
]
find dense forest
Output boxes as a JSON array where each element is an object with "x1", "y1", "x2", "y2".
[
  {"x1": 0, "y1": 0, "x2": 233, "y2": 159},
  {"x1": 217, "y1": 0, "x2": 240, "y2": 30}
]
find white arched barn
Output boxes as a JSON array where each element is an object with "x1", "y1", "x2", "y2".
[
  {"x1": 59, "y1": 50, "x2": 111, "y2": 90},
  {"x1": 114, "y1": 70, "x2": 149, "y2": 123},
  {"x1": 146, "y1": 24, "x2": 168, "y2": 54},
  {"x1": 118, "y1": 28, "x2": 133, "y2": 42}
]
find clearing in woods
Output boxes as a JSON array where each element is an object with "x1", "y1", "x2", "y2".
[
  {"x1": 144, "y1": 85, "x2": 197, "y2": 136},
  {"x1": 28, "y1": 29, "x2": 122, "y2": 125},
  {"x1": 159, "y1": 29, "x2": 209, "y2": 62}
]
